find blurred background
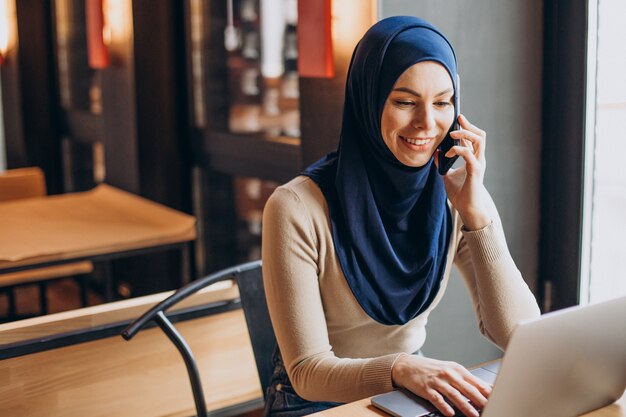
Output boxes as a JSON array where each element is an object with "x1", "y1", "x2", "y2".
[{"x1": 0, "y1": 0, "x2": 624, "y2": 367}]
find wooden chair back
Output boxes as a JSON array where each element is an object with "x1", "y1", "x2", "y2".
[{"x1": 0, "y1": 167, "x2": 47, "y2": 202}]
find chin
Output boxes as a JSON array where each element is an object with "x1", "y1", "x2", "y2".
[
  {"x1": 400, "y1": 156, "x2": 432, "y2": 168},
  {"x1": 402, "y1": 147, "x2": 437, "y2": 168}
]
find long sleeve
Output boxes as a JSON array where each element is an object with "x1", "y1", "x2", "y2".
[
  {"x1": 261, "y1": 186, "x2": 403, "y2": 403},
  {"x1": 453, "y1": 191, "x2": 541, "y2": 349}
]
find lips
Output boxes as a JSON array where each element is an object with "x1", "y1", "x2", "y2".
[{"x1": 400, "y1": 136, "x2": 433, "y2": 146}]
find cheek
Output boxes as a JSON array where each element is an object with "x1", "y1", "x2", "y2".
[
  {"x1": 381, "y1": 108, "x2": 401, "y2": 142},
  {"x1": 431, "y1": 113, "x2": 452, "y2": 148},
  {"x1": 382, "y1": 111, "x2": 408, "y2": 134},
  {"x1": 437, "y1": 111, "x2": 455, "y2": 134}
]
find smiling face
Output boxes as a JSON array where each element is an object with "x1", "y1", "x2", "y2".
[{"x1": 380, "y1": 61, "x2": 455, "y2": 167}]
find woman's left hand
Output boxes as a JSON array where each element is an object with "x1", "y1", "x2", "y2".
[{"x1": 434, "y1": 114, "x2": 491, "y2": 230}]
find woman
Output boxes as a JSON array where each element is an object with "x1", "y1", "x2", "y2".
[{"x1": 261, "y1": 16, "x2": 539, "y2": 417}]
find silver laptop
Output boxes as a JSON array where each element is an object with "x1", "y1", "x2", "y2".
[{"x1": 371, "y1": 295, "x2": 626, "y2": 417}]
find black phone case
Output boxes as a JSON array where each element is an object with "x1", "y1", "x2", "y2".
[
  {"x1": 438, "y1": 75, "x2": 460, "y2": 175},
  {"x1": 437, "y1": 132, "x2": 460, "y2": 175}
]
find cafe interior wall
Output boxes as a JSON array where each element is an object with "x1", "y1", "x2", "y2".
[
  {"x1": 0, "y1": 1, "x2": 543, "y2": 366},
  {"x1": 0, "y1": 81, "x2": 5, "y2": 171},
  {"x1": 381, "y1": 0, "x2": 543, "y2": 365}
]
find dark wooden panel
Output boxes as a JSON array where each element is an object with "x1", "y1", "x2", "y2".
[
  {"x1": 197, "y1": 167, "x2": 239, "y2": 272},
  {"x1": 201, "y1": 131, "x2": 301, "y2": 183},
  {"x1": 63, "y1": 138, "x2": 96, "y2": 192},
  {"x1": 0, "y1": 53, "x2": 26, "y2": 169},
  {"x1": 4, "y1": 0, "x2": 63, "y2": 194},
  {"x1": 63, "y1": 0, "x2": 94, "y2": 112},
  {"x1": 182, "y1": 0, "x2": 229, "y2": 131},
  {"x1": 101, "y1": 65, "x2": 140, "y2": 193},
  {"x1": 133, "y1": 0, "x2": 189, "y2": 212},
  {"x1": 299, "y1": 74, "x2": 346, "y2": 167},
  {"x1": 64, "y1": 110, "x2": 102, "y2": 143},
  {"x1": 200, "y1": 0, "x2": 229, "y2": 130}
]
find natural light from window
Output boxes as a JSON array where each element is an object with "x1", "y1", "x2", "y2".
[{"x1": 582, "y1": 0, "x2": 626, "y2": 303}]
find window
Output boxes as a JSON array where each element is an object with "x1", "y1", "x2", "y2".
[{"x1": 581, "y1": 0, "x2": 626, "y2": 303}]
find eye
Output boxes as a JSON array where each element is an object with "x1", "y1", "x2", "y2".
[
  {"x1": 434, "y1": 101, "x2": 452, "y2": 107},
  {"x1": 394, "y1": 100, "x2": 414, "y2": 107}
]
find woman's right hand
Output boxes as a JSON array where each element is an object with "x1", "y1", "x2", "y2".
[{"x1": 391, "y1": 355, "x2": 492, "y2": 417}]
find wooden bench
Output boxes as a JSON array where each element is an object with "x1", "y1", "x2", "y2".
[{"x1": 0, "y1": 281, "x2": 263, "y2": 416}]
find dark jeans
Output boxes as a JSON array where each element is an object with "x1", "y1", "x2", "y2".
[{"x1": 263, "y1": 348, "x2": 342, "y2": 417}]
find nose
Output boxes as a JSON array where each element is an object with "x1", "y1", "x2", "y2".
[{"x1": 410, "y1": 104, "x2": 436, "y2": 131}]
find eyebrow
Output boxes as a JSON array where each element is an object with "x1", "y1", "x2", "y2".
[{"x1": 391, "y1": 87, "x2": 453, "y2": 97}]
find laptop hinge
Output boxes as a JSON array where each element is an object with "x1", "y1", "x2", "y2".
[{"x1": 543, "y1": 280, "x2": 554, "y2": 313}]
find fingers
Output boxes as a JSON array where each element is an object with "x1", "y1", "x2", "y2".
[
  {"x1": 435, "y1": 384, "x2": 480, "y2": 417},
  {"x1": 449, "y1": 129, "x2": 482, "y2": 161},
  {"x1": 458, "y1": 114, "x2": 486, "y2": 139},
  {"x1": 450, "y1": 114, "x2": 486, "y2": 162},
  {"x1": 434, "y1": 366, "x2": 487, "y2": 416},
  {"x1": 425, "y1": 388, "x2": 456, "y2": 417},
  {"x1": 448, "y1": 378, "x2": 488, "y2": 409},
  {"x1": 445, "y1": 145, "x2": 484, "y2": 178},
  {"x1": 392, "y1": 356, "x2": 490, "y2": 417},
  {"x1": 458, "y1": 367, "x2": 493, "y2": 398}
]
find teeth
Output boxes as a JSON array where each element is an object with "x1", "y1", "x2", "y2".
[{"x1": 403, "y1": 136, "x2": 430, "y2": 145}]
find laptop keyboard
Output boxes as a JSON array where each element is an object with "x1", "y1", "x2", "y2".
[
  {"x1": 425, "y1": 409, "x2": 480, "y2": 417},
  {"x1": 425, "y1": 409, "x2": 460, "y2": 417},
  {"x1": 424, "y1": 401, "x2": 482, "y2": 416}
]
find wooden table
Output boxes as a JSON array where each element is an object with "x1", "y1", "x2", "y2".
[
  {"x1": 308, "y1": 391, "x2": 626, "y2": 417},
  {"x1": 0, "y1": 184, "x2": 196, "y2": 304}
]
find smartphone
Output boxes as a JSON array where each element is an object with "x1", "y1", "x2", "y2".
[{"x1": 437, "y1": 74, "x2": 461, "y2": 175}]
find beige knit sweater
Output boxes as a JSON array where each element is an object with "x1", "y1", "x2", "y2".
[{"x1": 261, "y1": 176, "x2": 540, "y2": 403}]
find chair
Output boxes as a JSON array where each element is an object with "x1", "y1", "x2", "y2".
[
  {"x1": 0, "y1": 167, "x2": 94, "y2": 319},
  {"x1": 0, "y1": 167, "x2": 47, "y2": 202},
  {"x1": 121, "y1": 260, "x2": 276, "y2": 417}
]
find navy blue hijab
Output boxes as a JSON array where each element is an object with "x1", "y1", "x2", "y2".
[{"x1": 302, "y1": 16, "x2": 458, "y2": 325}]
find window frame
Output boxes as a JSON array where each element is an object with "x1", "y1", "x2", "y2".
[{"x1": 539, "y1": 0, "x2": 591, "y2": 311}]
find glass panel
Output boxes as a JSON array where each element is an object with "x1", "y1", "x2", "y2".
[
  {"x1": 53, "y1": 0, "x2": 101, "y2": 113},
  {"x1": 226, "y1": 0, "x2": 300, "y2": 137},
  {"x1": 0, "y1": 82, "x2": 5, "y2": 171},
  {"x1": 189, "y1": 0, "x2": 206, "y2": 127},
  {"x1": 233, "y1": 175, "x2": 279, "y2": 262},
  {"x1": 189, "y1": 0, "x2": 300, "y2": 136},
  {"x1": 583, "y1": 0, "x2": 626, "y2": 303}
]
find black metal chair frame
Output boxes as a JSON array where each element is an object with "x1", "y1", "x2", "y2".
[{"x1": 121, "y1": 260, "x2": 276, "y2": 417}]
